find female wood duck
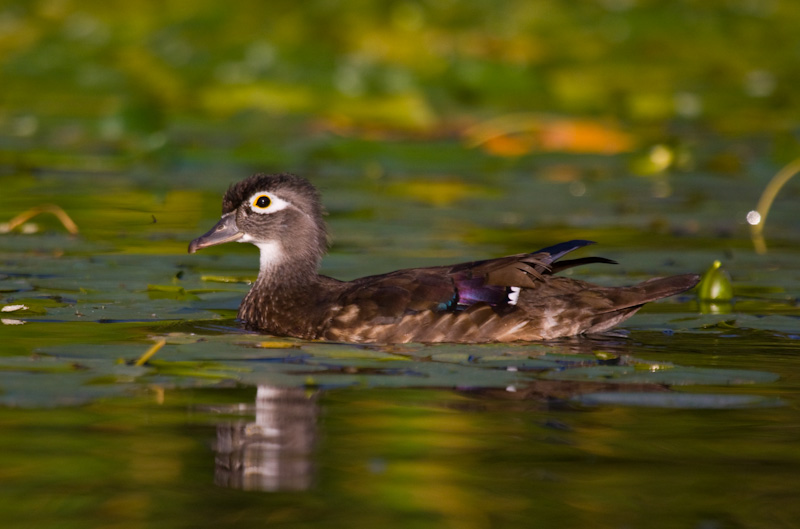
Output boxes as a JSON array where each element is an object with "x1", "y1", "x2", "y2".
[{"x1": 189, "y1": 173, "x2": 699, "y2": 344}]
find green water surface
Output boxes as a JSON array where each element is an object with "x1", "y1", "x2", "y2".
[{"x1": 2, "y1": 2, "x2": 800, "y2": 528}]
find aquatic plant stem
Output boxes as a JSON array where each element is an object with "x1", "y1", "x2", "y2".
[
  {"x1": 1, "y1": 204, "x2": 79, "y2": 234},
  {"x1": 751, "y1": 157, "x2": 800, "y2": 254},
  {"x1": 134, "y1": 339, "x2": 166, "y2": 366}
]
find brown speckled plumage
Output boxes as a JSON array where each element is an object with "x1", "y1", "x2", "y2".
[{"x1": 189, "y1": 173, "x2": 699, "y2": 344}]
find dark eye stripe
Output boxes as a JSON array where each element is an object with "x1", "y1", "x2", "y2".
[{"x1": 255, "y1": 195, "x2": 271, "y2": 208}]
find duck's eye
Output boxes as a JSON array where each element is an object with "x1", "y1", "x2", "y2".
[
  {"x1": 253, "y1": 195, "x2": 271, "y2": 209},
  {"x1": 247, "y1": 191, "x2": 289, "y2": 214}
]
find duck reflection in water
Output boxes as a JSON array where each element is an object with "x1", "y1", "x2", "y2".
[
  {"x1": 214, "y1": 386, "x2": 318, "y2": 492},
  {"x1": 209, "y1": 337, "x2": 673, "y2": 492}
]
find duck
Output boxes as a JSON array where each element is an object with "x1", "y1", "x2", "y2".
[{"x1": 189, "y1": 173, "x2": 699, "y2": 344}]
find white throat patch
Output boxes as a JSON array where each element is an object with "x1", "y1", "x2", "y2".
[{"x1": 239, "y1": 239, "x2": 285, "y2": 274}]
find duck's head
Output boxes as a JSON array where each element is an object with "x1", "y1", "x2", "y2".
[{"x1": 189, "y1": 173, "x2": 328, "y2": 274}]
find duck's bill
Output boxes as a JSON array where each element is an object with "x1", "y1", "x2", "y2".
[{"x1": 188, "y1": 213, "x2": 243, "y2": 253}]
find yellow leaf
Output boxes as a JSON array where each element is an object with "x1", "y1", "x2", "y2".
[{"x1": 465, "y1": 114, "x2": 634, "y2": 157}]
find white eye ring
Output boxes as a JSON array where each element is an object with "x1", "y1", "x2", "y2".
[{"x1": 247, "y1": 192, "x2": 291, "y2": 214}]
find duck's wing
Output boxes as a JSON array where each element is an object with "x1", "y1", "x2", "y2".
[
  {"x1": 336, "y1": 240, "x2": 611, "y2": 314},
  {"x1": 322, "y1": 240, "x2": 621, "y2": 342},
  {"x1": 323, "y1": 239, "x2": 699, "y2": 344},
  {"x1": 448, "y1": 240, "x2": 616, "y2": 303}
]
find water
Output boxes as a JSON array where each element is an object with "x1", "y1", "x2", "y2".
[
  {"x1": 2, "y1": 164, "x2": 798, "y2": 528},
  {"x1": 3, "y1": 2, "x2": 800, "y2": 527},
  {"x1": 2, "y1": 379, "x2": 799, "y2": 528}
]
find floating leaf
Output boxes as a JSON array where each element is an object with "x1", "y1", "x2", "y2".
[
  {"x1": 630, "y1": 144, "x2": 675, "y2": 175},
  {"x1": 147, "y1": 284, "x2": 200, "y2": 301},
  {"x1": 147, "y1": 285, "x2": 186, "y2": 293},
  {"x1": 594, "y1": 351, "x2": 619, "y2": 361},
  {"x1": 464, "y1": 114, "x2": 634, "y2": 156},
  {"x1": 542, "y1": 365, "x2": 778, "y2": 386},
  {"x1": 576, "y1": 392, "x2": 781, "y2": 409},
  {"x1": 2, "y1": 304, "x2": 28, "y2": 312},
  {"x1": 257, "y1": 340, "x2": 301, "y2": 349},
  {"x1": 201, "y1": 275, "x2": 253, "y2": 284},
  {"x1": 386, "y1": 178, "x2": 487, "y2": 207},
  {"x1": 146, "y1": 359, "x2": 251, "y2": 379}
]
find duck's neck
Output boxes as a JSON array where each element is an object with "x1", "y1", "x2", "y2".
[{"x1": 238, "y1": 241, "x2": 324, "y2": 338}]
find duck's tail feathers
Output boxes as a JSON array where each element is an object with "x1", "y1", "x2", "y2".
[{"x1": 629, "y1": 273, "x2": 700, "y2": 305}]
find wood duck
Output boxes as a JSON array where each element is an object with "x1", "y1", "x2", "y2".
[{"x1": 189, "y1": 173, "x2": 699, "y2": 344}]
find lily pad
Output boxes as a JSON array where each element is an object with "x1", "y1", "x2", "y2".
[
  {"x1": 541, "y1": 365, "x2": 779, "y2": 386},
  {"x1": 576, "y1": 392, "x2": 782, "y2": 409}
]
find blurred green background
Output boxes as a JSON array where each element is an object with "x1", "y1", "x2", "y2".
[{"x1": 3, "y1": 0, "x2": 800, "y2": 174}]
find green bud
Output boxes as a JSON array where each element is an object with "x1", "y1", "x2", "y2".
[{"x1": 698, "y1": 260, "x2": 733, "y2": 302}]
